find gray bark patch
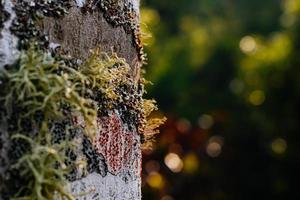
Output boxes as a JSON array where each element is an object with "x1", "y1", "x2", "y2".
[
  {"x1": 0, "y1": 0, "x2": 19, "y2": 70},
  {"x1": 40, "y1": 6, "x2": 139, "y2": 73}
]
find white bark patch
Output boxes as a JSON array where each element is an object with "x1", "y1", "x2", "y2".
[
  {"x1": 0, "y1": 0, "x2": 19, "y2": 70},
  {"x1": 71, "y1": 110, "x2": 142, "y2": 200},
  {"x1": 130, "y1": 0, "x2": 140, "y2": 16},
  {"x1": 49, "y1": 42, "x2": 61, "y2": 51},
  {"x1": 74, "y1": 0, "x2": 86, "y2": 7},
  {"x1": 71, "y1": 172, "x2": 141, "y2": 200}
]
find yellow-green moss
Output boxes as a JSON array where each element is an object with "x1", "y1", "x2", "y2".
[
  {"x1": 1, "y1": 46, "x2": 97, "y2": 137},
  {"x1": 0, "y1": 45, "x2": 97, "y2": 199},
  {"x1": 0, "y1": 44, "x2": 165, "y2": 199}
]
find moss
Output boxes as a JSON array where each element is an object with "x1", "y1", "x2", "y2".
[
  {"x1": 10, "y1": 125, "x2": 74, "y2": 200},
  {"x1": 0, "y1": 42, "x2": 165, "y2": 199},
  {"x1": 82, "y1": 50, "x2": 166, "y2": 149},
  {"x1": 0, "y1": 45, "x2": 96, "y2": 199},
  {"x1": 1, "y1": 45, "x2": 97, "y2": 137}
]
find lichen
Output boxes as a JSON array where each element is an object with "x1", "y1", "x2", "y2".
[
  {"x1": 82, "y1": 50, "x2": 165, "y2": 148},
  {"x1": 138, "y1": 98, "x2": 166, "y2": 150},
  {"x1": 10, "y1": 128, "x2": 74, "y2": 200},
  {"x1": 10, "y1": 0, "x2": 71, "y2": 49},
  {"x1": 0, "y1": 45, "x2": 97, "y2": 199},
  {"x1": 0, "y1": 43, "x2": 165, "y2": 199},
  {"x1": 99, "y1": 0, "x2": 145, "y2": 62},
  {"x1": 0, "y1": 45, "x2": 97, "y2": 137},
  {"x1": 0, "y1": 1, "x2": 164, "y2": 199},
  {"x1": 81, "y1": 0, "x2": 146, "y2": 62}
]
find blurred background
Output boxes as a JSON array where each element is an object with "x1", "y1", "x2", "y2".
[{"x1": 140, "y1": 0, "x2": 300, "y2": 199}]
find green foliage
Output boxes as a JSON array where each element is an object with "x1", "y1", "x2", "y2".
[{"x1": 141, "y1": 0, "x2": 300, "y2": 199}]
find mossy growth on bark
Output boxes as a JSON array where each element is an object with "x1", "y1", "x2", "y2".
[
  {"x1": 10, "y1": 0, "x2": 72, "y2": 49},
  {"x1": 0, "y1": 42, "x2": 165, "y2": 199},
  {"x1": 81, "y1": 0, "x2": 146, "y2": 62},
  {"x1": 0, "y1": 45, "x2": 97, "y2": 199}
]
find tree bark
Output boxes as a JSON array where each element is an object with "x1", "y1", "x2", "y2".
[{"x1": 0, "y1": 0, "x2": 147, "y2": 199}]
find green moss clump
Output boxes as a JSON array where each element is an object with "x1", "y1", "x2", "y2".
[
  {"x1": 77, "y1": 49, "x2": 132, "y2": 105},
  {"x1": 0, "y1": 44, "x2": 165, "y2": 199},
  {"x1": 1, "y1": 45, "x2": 97, "y2": 138},
  {"x1": 80, "y1": 49, "x2": 166, "y2": 149},
  {"x1": 0, "y1": 45, "x2": 99, "y2": 199},
  {"x1": 10, "y1": 124, "x2": 74, "y2": 200}
]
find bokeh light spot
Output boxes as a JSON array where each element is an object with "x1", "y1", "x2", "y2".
[
  {"x1": 271, "y1": 138, "x2": 287, "y2": 154},
  {"x1": 198, "y1": 114, "x2": 214, "y2": 130},
  {"x1": 183, "y1": 153, "x2": 199, "y2": 173},
  {"x1": 240, "y1": 36, "x2": 257, "y2": 54},
  {"x1": 146, "y1": 172, "x2": 164, "y2": 189},
  {"x1": 206, "y1": 136, "x2": 224, "y2": 158},
  {"x1": 249, "y1": 90, "x2": 265, "y2": 106},
  {"x1": 206, "y1": 142, "x2": 222, "y2": 157},
  {"x1": 164, "y1": 153, "x2": 184, "y2": 173}
]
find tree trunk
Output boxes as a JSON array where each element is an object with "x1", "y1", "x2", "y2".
[{"x1": 0, "y1": 0, "x2": 157, "y2": 199}]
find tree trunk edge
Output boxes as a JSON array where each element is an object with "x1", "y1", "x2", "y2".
[{"x1": 0, "y1": 0, "x2": 165, "y2": 199}]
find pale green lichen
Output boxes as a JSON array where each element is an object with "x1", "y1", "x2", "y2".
[
  {"x1": 1, "y1": 45, "x2": 97, "y2": 138},
  {"x1": 0, "y1": 43, "x2": 165, "y2": 199},
  {"x1": 10, "y1": 124, "x2": 74, "y2": 200},
  {"x1": 0, "y1": 45, "x2": 97, "y2": 199}
]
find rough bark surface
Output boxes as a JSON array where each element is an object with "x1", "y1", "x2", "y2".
[
  {"x1": 0, "y1": 0, "x2": 145, "y2": 199},
  {"x1": 40, "y1": 6, "x2": 140, "y2": 77}
]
